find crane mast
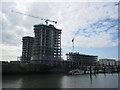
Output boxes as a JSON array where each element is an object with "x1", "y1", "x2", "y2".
[
  {"x1": 72, "y1": 38, "x2": 75, "y2": 52},
  {"x1": 72, "y1": 32, "x2": 78, "y2": 52},
  {"x1": 11, "y1": 10, "x2": 57, "y2": 24}
]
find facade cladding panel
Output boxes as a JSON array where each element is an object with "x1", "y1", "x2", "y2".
[
  {"x1": 21, "y1": 36, "x2": 34, "y2": 63},
  {"x1": 66, "y1": 52, "x2": 98, "y2": 66},
  {"x1": 31, "y1": 24, "x2": 62, "y2": 61}
]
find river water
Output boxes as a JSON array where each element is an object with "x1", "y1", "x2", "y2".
[{"x1": 2, "y1": 73, "x2": 118, "y2": 88}]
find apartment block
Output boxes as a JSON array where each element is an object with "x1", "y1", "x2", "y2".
[
  {"x1": 31, "y1": 24, "x2": 61, "y2": 63},
  {"x1": 21, "y1": 36, "x2": 34, "y2": 63}
]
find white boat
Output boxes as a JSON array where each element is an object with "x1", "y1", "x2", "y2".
[
  {"x1": 68, "y1": 69, "x2": 84, "y2": 75},
  {"x1": 85, "y1": 71, "x2": 90, "y2": 74},
  {"x1": 85, "y1": 70, "x2": 95, "y2": 74}
]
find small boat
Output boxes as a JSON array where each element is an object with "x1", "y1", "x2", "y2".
[
  {"x1": 68, "y1": 69, "x2": 84, "y2": 75},
  {"x1": 85, "y1": 70, "x2": 95, "y2": 74},
  {"x1": 85, "y1": 71, "x2": 90, "y2": 74}
]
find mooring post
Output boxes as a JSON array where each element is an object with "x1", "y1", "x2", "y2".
[{"x1": 90, "y1": 65, "x2": 92, "y2": 74}]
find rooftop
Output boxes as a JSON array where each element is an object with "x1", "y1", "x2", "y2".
[{"x1": 66, "y1": 52, "x2": 98, "y2": 57}]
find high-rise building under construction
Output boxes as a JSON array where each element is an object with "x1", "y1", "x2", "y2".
[
  {"x1": 31, "y1": 24, "x2": 62, "y2": 62},
  {"x1": 21, "y1": 36, "x2": 34, "y2": 63}
]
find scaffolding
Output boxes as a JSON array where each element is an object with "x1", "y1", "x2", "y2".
[
  {"x1": 21, "y1": 36, "x2": 34, "y2": 63},
  {"x1": 31, "y1": 24, "x2": 62, "y2": 61}
]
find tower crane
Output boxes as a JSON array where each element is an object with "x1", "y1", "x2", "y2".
[
  {"x1": 11, "y1": 10, "x2": 57, "y2": 24},
  {"x1": 72, "y1": 38, "x2": 74, "y2": 52},
  {"x1": 72, "y1": 31, "x2": 79, "y2": 52},
  {"x1": 72, "y1": 34, "x2": 76, "y2": 52}
]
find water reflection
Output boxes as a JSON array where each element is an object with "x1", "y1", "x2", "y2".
[
  {"x1": 20, "y1": 74, "x2": 63, "y2": 88},
  {"x1": 2, "y1": 73, "x2": 118, "y2": 88},
  {"x1": 2, "y1": 75, "x2": 23, "y2": 88},
  {"x1": 89, "y1": 74, "x2": 93, "y2": 86}
]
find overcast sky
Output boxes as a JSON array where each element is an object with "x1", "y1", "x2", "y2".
[{"x1": 0, "y1": 0, "x2": 119, "y2": 61}]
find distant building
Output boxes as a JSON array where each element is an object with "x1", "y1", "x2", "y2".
[
  {"x1": 10, "y1": 61, "x2": 20, "y2": 64},
  {"x1": 21, "y1": 36, "x2": 34, "y2": 63},
  {"x1": 1, "y1": 61, "x2": 9, "y2": 65},
  {"x1": 116, "y1": 60, "x2": 120, "y2": 66},
  {"x1": 99, "y1": 59, "x2": 116, "y2": 66},
  {"x1": 66, "y1": 52, "x2": 98, "y2": 66},
  {"x1": 31, "y1": 24, "x2": 62, "y2": 63}
]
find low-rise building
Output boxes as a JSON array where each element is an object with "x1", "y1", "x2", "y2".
[
  {"x1": 66, "y1": 52, "x2": 98, "y2": 66},
  {"x1": 99, "y1": 59, "x2": 116, "y2": 66},
  {"x1": 10, "y1": 61, "x2": 20, "y2": 64},
  {"x1": 1, "y1": 61, "x2": 9, "y2": 65},
  {"x1": 116, "y1": 60, "x2": 120, "y2": 66}
]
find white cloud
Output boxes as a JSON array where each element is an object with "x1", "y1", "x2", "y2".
[
  {"x1": 75, "y1": 31, "x2": 118, "y2": 48},
  {"x1": 1, "y1": 2, "x2": 118, "y2": 60},
  {"x1": 0, "y1": 44, "x2": 21, "y2": 60},
  {"x1": 1, "y1": 0, "x2": 120, "y2": 2}
]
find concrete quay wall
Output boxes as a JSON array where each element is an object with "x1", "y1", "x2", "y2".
[{"x1": 2, "y1": 63, "x2": 71, "y2": 74}]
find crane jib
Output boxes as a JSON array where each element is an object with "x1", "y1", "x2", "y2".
[{"x1": 11, "y1": 10, "x2": 57, "y2": 24}]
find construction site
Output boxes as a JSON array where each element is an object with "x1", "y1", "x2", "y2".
[
  {"x1": 2, "y1": 10, "x2": 102, "y2": 74},
  {"x1": 11, "y1": 9, "x2": 97, "y2": 66}
]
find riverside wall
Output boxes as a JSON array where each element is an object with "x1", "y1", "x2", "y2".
[
  {"x1": 2, "y1": 63, "x2": 71, "y2": 74},
  {"x1": 2, "y1": 62, "x2": 120, "y2": 74}
]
